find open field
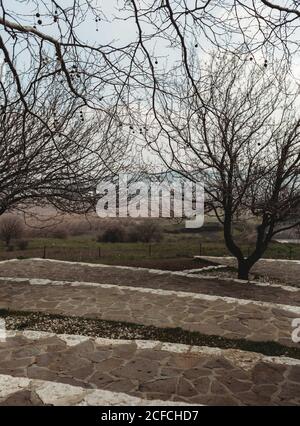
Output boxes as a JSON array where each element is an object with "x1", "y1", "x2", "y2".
[{"x1": 0, "y1": 232, "x2": 300, "y2": 270}]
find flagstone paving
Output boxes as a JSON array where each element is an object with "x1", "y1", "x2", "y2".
[
  {"x1": 197, "y1": 256, "x2": 300, "y2": 287},
  {"x1": 1, "y1": 259, "x2": 300, "y2": 405},
  {"x1": 0, "y1": 374, "x2": 190, "y2": 406},
  {"x1": 0, "y1": 258, "x2": 300, "y2": 306},
  {"x1": 0, "y1": 276, "x2": 298, "y2": 347},
  {"x1": 0, "y1": 331, "x2": 299, "y2": 406}
]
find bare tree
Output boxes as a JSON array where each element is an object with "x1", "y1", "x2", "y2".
[
  {"x1": 1, "y1": 1, "x2": 300, "y2": 245},
  {"x1": 0, "y1": 1, "x2": 141, "y2": 117},
  {"x1": 2, "y1": 1, "x2": 300, "y2": 116},
  {"x1": 121, "y1": 0, "x2": 300, "y2": 129},
  {"x1": 0, "y1": 73, "x2": 131, "y2": 217},
  {"x1": 146, "y1": 53, "x2": 300, "y2": 280},
  {"x1": 127, "y1": 1, "x2": 300, "y2": 60},
  {"x1": 0, "y1": 214, "x2": 23, "y2": 246}
]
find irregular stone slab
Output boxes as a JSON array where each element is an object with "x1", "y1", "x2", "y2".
[
  {"x1": 197, "y1": 256, "x2": 300, "y2": 287},
  {"x1": 0, "y1": 278, "x2": 298, "y2": 347},
  {"x1": 0, "y1": 374, "x2": 191, "y2": 406},
  {"x1": 0, "y1": 258, "x2": 300, "y2": 307},
  {"x1": 0, "y1": 331, "x2": 300, "y2": 405}
]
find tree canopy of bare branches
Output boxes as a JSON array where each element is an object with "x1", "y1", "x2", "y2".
[
  {"x1": 2, "y1": 1, "x2": 300, "y2": 121},
  {"x1": 0, "y1": 73, "x2": 131, "y2": 216},
  {"x1": 0, "y1": 1, "x2": 140, "y2": 117},
  {"x1": 2, "y1": 1, "x2": 300, "y2": 266},
  {"x1": 146, "y1": 52, "x2": 300, "y2": 279}
]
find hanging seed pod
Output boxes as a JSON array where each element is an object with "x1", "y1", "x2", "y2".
[
  {"x1": 36, "y1": 13, "x2": 40, "y2": 18},
  {"x1": 38, "y1": 19, "x2": 42, "y2": 25},
  {"x1": 95, "y1": 17, "x2": 100, "y2": 31}
]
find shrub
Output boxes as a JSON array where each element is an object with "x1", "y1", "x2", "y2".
[
  {"x1": 98, "y1": 224, "x2": 125, "y2": 243},
  {"x1": 0, "y1": 215, "x2": 23, "y2": 246},
  {"x1": 97, "y1": 220, "x2": 164, "y2": 243},
  {"x1": 126, "y1": 225, "x2": 140, "y2": 243},
  {"x1": 51, "y1": 227, "x2": 68, "y2": 239},
  {"x1": 130, "y1": 220, "x2": 163, "y2": 243},
  {"x1": 68, "y1": 220, "x2": 91, "y2": 236},
  {"x1": 17, "y1": 240, "x2": 29, "y2": 250}
]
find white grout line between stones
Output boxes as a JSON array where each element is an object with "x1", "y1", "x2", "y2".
[
  {"x1": 5, "y1": 329, "x2": 300, "y2": 368},
  {"x1": 1, "y1": 257, "x2": 299, "y2": 293},
  {"x1": 1, "y1": 275, "x2": 300, "y2": 316},
  {"x1": 0, "y1": 373, "x2": 194, "y2": 406}
]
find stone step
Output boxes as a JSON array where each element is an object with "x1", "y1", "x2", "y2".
[
  {"x1": 0, "y1": 330, "x2": 300, "y2": 405},
  {"x1": 196, "y1": 256, "x2": 300, "y2": 288},
  {"x1": 1, "y1": 258, "x2": 300, "y2": 307},
  {"x1": 0, "y1": 373, "x2": 191, "y2": 406},
  {"x1": 0, "y1": 276, "x2": 299, "y2": 347}
]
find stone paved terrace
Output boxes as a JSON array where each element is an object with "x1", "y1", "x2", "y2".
[
  {"x1": 0, "y1": 374, "x2": 190, "y2": 406},
  {"x1": 1, "y1": 258, "x2": 300, "y2": 307},
  {"x1": 197, "y1": 256, "x2": 300, "y2": 287},
  {"x1": 0, "y1": 275, "x2": 299, "y2": 347},
  {"x1": 1, "y1": 258, "x2": 300, "y2": 406},
  {"x1": 0, "y1": 331, "x2": 300, "y2": 406}
]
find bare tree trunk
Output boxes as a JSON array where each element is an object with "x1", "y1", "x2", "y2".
[{"x1": 237, "y1": 259, "x2": 252, "y2": 280}]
